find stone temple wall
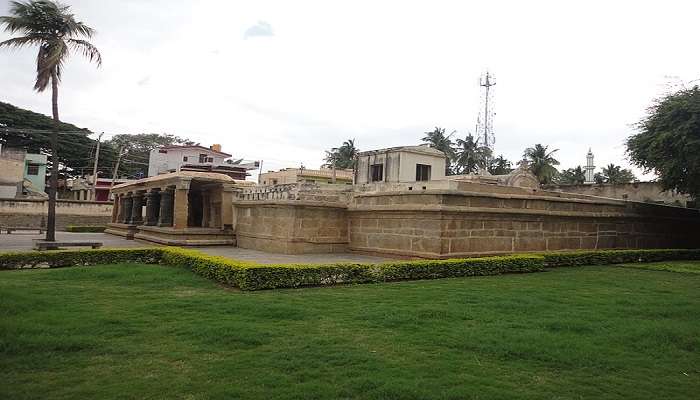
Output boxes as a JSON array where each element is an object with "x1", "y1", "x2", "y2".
[
  {"x1": 348, "y1": 189, "x2": 700, "y2": 258},
  {"x1": 0, "y1": 198, "x2": 112, "y2": 229},
  {"x1": 234, "y1": 181, "x2": 700, "y2": 257},
  {"x1": 233, "y1": 183, "x2": 352, "y2": 254}
]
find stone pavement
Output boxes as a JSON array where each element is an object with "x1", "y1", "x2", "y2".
[{"x1": 0, "y1": 232, "x2": 394, "y2": 264}]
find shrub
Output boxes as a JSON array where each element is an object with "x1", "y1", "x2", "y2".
[
  {"x1": 233, "y1": 255, "x2": 545, "y2": 290},
  {"x1": 1, "y1": 247, "x2": 699, "y2": 290},
  {"x1": 0, "y1": 248, "x2": 163, "y2": 269},
  {"x1": 65, "y1": 225, "x2": 106, "y2": 233},
  {"x1": 542, "y1": 249, "x2": 700, "y2": 268}
]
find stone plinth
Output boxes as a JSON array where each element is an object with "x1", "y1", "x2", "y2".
[
  {"x1": 234, "y1": 200, "x2": 349, "y2": 254},
  {"x1": 134, "y1": 225, "x2": 235, "y2": 246},
  {"x1": 105, "y1": 222, "x2": 138, "y2": 240},
  {"x1": 347, "y1": 189, "x2": 700, "y2": 258}
]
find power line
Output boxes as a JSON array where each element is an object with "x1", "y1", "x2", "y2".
[{"x1": 0, "y1": 127, "x2": 94, "y2": 135}]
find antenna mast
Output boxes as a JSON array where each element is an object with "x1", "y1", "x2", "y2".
[{"x1": 477, "y1": 71, "x2": 496, "y2": 153}]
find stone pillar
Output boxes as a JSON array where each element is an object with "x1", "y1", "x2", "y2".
[
  {"x1": 173, "y1": 181, "x2": 190, "y2": 229},
  {"x1": 144, "y1": 188, "x2": 161, "y2": 226},
  {"x1": 201, "y1": 191, "x2": 210, "y2": 228},
  {"x1": 221, "y1": 184, "x2": 235, "y2": 231},
  {"x1": 111, "y1": 194, "x2": 120, "y2": 223},
  {"x1": 129, "y1": 191, "x2": 145, "y2": 225},
  {"x1": 122, "y1": 193, "x2": 133, "y2": 224},
  {"x1": 157, "y1": 187, "x2": 175, "y2": 227}
]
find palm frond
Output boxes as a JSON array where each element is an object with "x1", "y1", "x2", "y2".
[
  {"x1": 67, "y1": 38, "x2": 102, "y2": 66},
  {"x1": 0, "y1": 35, "x2": 43, "y2": 49}
]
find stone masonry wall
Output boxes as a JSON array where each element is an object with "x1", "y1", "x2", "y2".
[
  {"x1": 234, "y1": 201, "x2": 348, "y2": 254},
  {"x1": 348, "y1": 191, "x2": 700, "y2": 258},
  {"x1": 0, "y1": 198, "x2": 113, "y2": 229}
]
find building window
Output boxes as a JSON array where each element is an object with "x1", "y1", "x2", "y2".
[
  {"x1": 272, "y1": 179, "x2": 278, "y2": 185},
  {"x1": 207, "y1": 157, "x2": 214, "y2": 163},
  {"x1": 183, "y1": 156, "x2": 188, "y2": 162},
  {"x1": 199, "y1": 154, "x2": 208, "y2": 163},
  {"x1": 416, "y1": 164, "x2": 431, "y2": 181},
  {"x1": 371, "y1": 164, "x2": 384, "y2": 182},
  {"x1": 27, "y1": 164, "x2": 40, "y2": 176}
]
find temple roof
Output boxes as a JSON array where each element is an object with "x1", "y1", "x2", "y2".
[{"x1": 112, "y1": 171, "x2": 252, "y2": 191}]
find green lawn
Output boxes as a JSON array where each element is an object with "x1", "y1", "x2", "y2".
[{"x1": 1, "y1": 263, "x2": 699, "y2": 399}]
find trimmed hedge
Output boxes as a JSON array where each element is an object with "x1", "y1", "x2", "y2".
[
  {"x1": 0, "y1": 248, "x2": 163, "y2": 269},
  {"x1": 65, "y1": 225, "x2": 106, "y2": 233},
  {"x1": 1, "y1": 247, "x2": 699, "y2": 290},
  {"x1": 234, "y1": 255, "x2": 544, "y2": 290},
  {"x1": 542, "y1": 249, "x2": 700, "y2": 268}
]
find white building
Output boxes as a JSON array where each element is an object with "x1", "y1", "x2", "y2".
[
  {"x1": 148, "y1": 144, "x2": 258, "y2": 180},
  {"x1": 354, "y1": 145, "x2": 447, "y2": 184}
]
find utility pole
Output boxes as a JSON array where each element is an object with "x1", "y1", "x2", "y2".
[{"x1": 90, "y1": 132, "x2": 103, "y2": 201}]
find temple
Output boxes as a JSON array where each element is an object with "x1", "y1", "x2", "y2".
[{"x1": 106, "y1": 171, "x2": 253, "y2": 245}]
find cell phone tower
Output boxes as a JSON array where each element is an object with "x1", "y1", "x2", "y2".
[{"x1": 476, "y1": 71, "x2": 496, "y2": 154}]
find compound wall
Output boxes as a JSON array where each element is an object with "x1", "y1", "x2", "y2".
[{"x1": 0, "y1": 198, "x2": 112, "y2": 229}]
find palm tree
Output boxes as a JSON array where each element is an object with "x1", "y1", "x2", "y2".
[
  {"x1": 558, "y1": 166, "x2": 586, "y2": 184},
  {"x1": 422, "y1": 127, "x2": 456, "y2": 175},
  {"x1": 601, "y1": 163, "x2": 636, "y2": 184},
  {"x1": 1, "y1": 0, "x2": 102, "y2": 241},
  {"x1": 487, "y1": 154, "x2": 513, "y2": 175},
  {"x1": 523, "y1": 144, "x2": 560, "y2": 184},
  {"x1": 454, "y1": 134, "x2": 491, "y2": 175},
  {"x1": 324, "y1": 139, "x2": 359, "y2": 169}
]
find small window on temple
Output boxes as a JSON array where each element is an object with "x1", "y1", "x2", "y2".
[
  {"x1": 158, "y1": 149, "x2": 168, "y2": 153},
  {"x1": 272, "y1": 179, "x2": 278, "y2": 185},
  {"x1": 199, "y1": 154, "x2": 208, "y2": 163},
  {"x1": 182, "y1": 156, "x2": 188, "y2": 162},
  {"x1": 416, "y1": 164, "x2": 431, "y2": 181},
  {"x1": 371, "y1": 164, "x2": 383, "y2": 182},
  {"x1": 27, "y1": 164, "x2": 40, "y2": 176},
  {"x1": 207, "y1": 157, "x2": 214, "y2": 163}
]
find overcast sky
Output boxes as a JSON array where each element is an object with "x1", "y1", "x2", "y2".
[{"x1": 1, "y1": 0, "x2": 698, "y2": 181}]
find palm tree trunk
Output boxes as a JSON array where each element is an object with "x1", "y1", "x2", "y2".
[{"x1": 45, "y1": 68, "x2": 59, "y2": 242}]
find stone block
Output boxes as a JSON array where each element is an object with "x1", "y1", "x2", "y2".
[
  {"x1": 546, "y1": 237, "x2": 581, "y2": 251},
  {"x1": 514, "y1": 237, "x2": 547, "y2": 252}
]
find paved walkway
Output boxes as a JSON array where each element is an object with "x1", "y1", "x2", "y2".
[{"x1": 0, "y1": 232, "x2": 394, "y2": 264}]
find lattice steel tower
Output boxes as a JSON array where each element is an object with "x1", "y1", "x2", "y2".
[{"x1": 476, "y1": 71, "x2": 496, "y2": 153}]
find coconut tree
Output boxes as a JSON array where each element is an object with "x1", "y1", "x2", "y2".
[
  {"x1": 600, "y1": 163, "x2": 636, "y2": 184},
  {"x1": 422, "y1": 127, "x2": 456, "y2": 175},
  {"x1": 487, "y1": 154, "x2": 513, "y2": 175},
  {"x1": 324, "y1": 139, "x2": 359, "y2": 169},
  {"x1": 523, "y1": 144, "x2": 560, "y2": 184},
  {"x1": 558, "y1": 166, "x2": 587, "y2": 185},
  {"x1": 1, "y1": 0, "x2": 102, "y2": 241},
  {"x1": 454, "y1": 134, "x2": 491, "y2": 175}
]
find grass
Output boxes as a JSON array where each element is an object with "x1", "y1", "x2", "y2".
[
  {"x1": 618, "y1": 260, "x2": 700, "y2": 274},
  {"x1": 1, "y1": 262, "x2": 699, "y2": 399}
]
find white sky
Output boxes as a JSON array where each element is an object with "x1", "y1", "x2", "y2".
[{"x1": 1, "y1": 0, "x2": 699, "y2": 181}]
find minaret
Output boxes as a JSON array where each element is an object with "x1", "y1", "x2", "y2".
[{"x1": 584, "y1": 148, "x2": 595, "y2": 184}]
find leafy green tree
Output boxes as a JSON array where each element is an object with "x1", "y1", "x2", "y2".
[
  {"x1": 323, "y1": 138, "x2": 359, "y2": 169},
  {"x1": 523, "y1": 144, "x2": 560, "y2": 184},
  {"x1": 0, "y1": 101, "x2": 97, "y2": 177},
  {"x1": 557, "y1": 166, "x2": 586, "y2": 185},
  {"x1": 628, "y1": 85, "x2": 700, "y2": 198},
  {"x1": 600, "y1": 163, "x2": 636, "y2": 184},
  {"x1": 105, "y1": 133, "x2": 194, "y2": 179},
  {"x1": 487, "y1": 155, "x2": 513, "y2": 175},
  {"x1": 1, "y1": 0, "x2": 102, "y2": 241},
  {"x1": 453, "y1": 134, "x2": 491, "y2": 175},
  {"x1": 422, "y1": 127, "x2": 456, "y2": 175}
]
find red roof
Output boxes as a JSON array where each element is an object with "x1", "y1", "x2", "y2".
[{"x1": 158, "y1": 145, "x2": 232, "y2": 157}]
